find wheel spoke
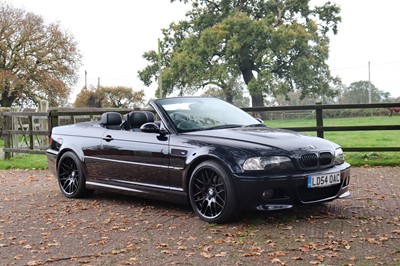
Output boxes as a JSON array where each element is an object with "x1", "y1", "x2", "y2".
[
  {"x1": 191, "y1": 167, "x2": 227, "y2": 220},
  {"x1": 193, "y1": 191, "x2": 204, "y2": 199},
  {"x1": 59, "y1": 157, "x2": 80, "y2": 195}
]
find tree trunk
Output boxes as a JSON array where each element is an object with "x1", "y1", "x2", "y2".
[
  {"x1": 224, "y1": 88, "x2": 234, "y2": 104},
  {"x1": 240, "y1": 61, "x2": 264, "y2": 107},
  {"x1": 0, "y1": 90, "x2": 15, "y2": 107},
  {"x1": 250, "y1": 93, "x2": 264, "y2": 107}
]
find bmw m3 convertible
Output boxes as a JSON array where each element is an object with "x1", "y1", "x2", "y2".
[{"x1": 47, "y1": 97, "x2": 351, "y2": 223}]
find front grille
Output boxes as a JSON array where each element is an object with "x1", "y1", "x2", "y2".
[
  {"x1": 300, "y1": 154, "x2": 318, "y2": 168},
  {"x1": 320, "y1": 152, "x2": 333, "y2": 166},
  {"x1": 299, "y1": 152, "x2": 333, "y2": 169}
]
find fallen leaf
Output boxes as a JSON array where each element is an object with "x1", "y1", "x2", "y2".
[
  {"x1": 27, "y1": 260, "x2": 43, "y2": 266},
  {"x1": 202, "y1": 245, "x2": 213, "y2": 252},
  {"x1": 270, "y1": 258, "x2": 283, "y2": 264},
  {"x1": 200, "y1": 252, "x2": 213, "y2": 258},
  {"x1": 269, "y1": 251, "x2": 289, "y2": 257},
  {"x1": 242, "y1": 252, "x2": 261, "y2": 257}
]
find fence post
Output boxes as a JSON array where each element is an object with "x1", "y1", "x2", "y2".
[
  {"x1": 48, "y1": 110, "x2": 59, "y2": 133},
  {"x1": 4, "y1": 115, "x2": 12, "y2": 159},
  {"x1": 28, "y1": 115, "x2": 34, "y2": 150},
  {"x1": 316, "y1": 102, "x2": 324, "y2": 138}
]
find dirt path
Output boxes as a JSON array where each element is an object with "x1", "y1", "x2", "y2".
[{"x1": 0, "y1": 167, "x2": 399, "y2": 265}]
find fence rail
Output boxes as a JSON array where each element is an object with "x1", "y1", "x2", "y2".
[
  {"x1": 1, "y1": 103, "x2": 400, "y2": 158},
  {"x1": 243, "y1": 102, "x2": 400, "y2": 153}
]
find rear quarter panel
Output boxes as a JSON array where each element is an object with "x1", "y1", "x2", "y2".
[{"x1": 49, "y1": 123, "x2": 107, "y2": 179}]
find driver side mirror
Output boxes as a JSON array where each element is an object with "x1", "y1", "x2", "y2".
[
  {"x1": 255, "y1": 118, "x2": 264, "y2": 124},
  {"x1": 140, "y1": 122, "x2": 167, "y2": 135}
]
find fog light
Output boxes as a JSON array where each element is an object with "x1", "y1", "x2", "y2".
[{"x1": 262, "y1": 189, "x2": 274, "y2": 200}]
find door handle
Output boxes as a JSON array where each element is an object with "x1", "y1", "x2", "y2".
[{"x1": 103, "y1": 135, "x2": 114, "y2": 142}]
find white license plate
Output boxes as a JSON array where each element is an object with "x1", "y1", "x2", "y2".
[{"x1": 307, "y1": 172, "x2": 341, "y2": 188}]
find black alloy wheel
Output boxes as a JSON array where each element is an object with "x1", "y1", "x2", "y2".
[
  {"x1": 57, "y1": 151, "x2": 89, "y2": 198},
  {"x1": 189, "y1": 160, "x2": 238, "y2": 223}
]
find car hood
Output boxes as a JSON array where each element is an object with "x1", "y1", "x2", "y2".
[{"x1": 184, "y1": 127, "x2": 338, "y2": 153}]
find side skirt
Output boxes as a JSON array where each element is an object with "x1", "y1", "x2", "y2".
[{"x1": 86, "y1": 180, "x2": 188, "y2": 205}]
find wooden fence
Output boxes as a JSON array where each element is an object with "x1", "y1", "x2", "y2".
[
  {"x1": 243, "y1": 102, "x2": 400, "y2": 152},
  {"x1": 1, "y1": 108, "x2": 132, "y2": 159},
  {"x1": 1, "y1": 102, "x2": 400, "y2": 158}
]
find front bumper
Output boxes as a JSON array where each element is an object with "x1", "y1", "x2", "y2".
[{"x1": 233, "y1": 163, "x2": 351, "y2": 211}]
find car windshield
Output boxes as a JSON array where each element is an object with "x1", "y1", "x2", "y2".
[{"x1": 156, "y1": 97, "x2": 262, "y2": 132}]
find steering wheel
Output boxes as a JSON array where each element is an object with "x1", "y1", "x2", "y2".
[
  {"x1": 176, "y1": 120, "x2": 200, "y2": 130},
  {"x1": 170, "y1": 112, "x2": 188, "y2": 125}
]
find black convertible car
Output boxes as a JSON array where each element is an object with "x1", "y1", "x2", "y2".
[{"x1": 47, "y1": 97, "x2": 351, "y2": 223}]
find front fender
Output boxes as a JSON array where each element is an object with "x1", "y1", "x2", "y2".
[{"x1": 181, "y1": 145, "x2": 255, "y2": 192}]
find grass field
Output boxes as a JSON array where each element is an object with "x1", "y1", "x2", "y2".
[
  {"x1": 265, "y1": 115, "x2": 400, "y2": 166},
  {"x1": 0, "y1": 153, "x2": 48, "y2": 170},
  {"x1": 0, "y1": 115, "x2": 399, "y2": 169}
]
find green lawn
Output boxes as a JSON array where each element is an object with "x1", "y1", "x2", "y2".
[
  {"x1": 0, "y1": 138, "x2": 48, "y2": 169},
  {"x1": 0, "y1": 154, "x2": 48, "y2": 170},
  {"x1": 265, "y1": 116, "x2": 400, "y2": 166}
]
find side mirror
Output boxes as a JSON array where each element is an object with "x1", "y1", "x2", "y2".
[
  {"x1": 140, "y1": 122, "x2": 167, "y2": 135},
  {"x1": 255, "y1": 118, "x2": 264, "y2": 124}
]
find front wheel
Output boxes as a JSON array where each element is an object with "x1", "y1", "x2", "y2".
[
  {"x1": 57, "y1": 151, "x2": 90, "y2": 198},
  {"x1": 188, "y1": 160, "x2": 238, "y2": 223}
]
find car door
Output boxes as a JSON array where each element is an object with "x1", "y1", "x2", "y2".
[{"x1": 98, "y1": 129, "x2": 170, "y2": 189}]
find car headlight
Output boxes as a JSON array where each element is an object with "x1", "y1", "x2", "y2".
[
  {"x1": 243, "y1": 156, "x2": 294, "y2": 171},
  {"x1": 334, "y1": 148, "x2": 345, "y2": 165}
]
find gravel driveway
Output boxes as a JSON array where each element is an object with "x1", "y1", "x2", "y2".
[{"x1": 0, "y1": 167, "x2": 399, "y2": 265}]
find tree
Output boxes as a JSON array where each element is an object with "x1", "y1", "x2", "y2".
[
  {"x1": 0, "y1": 2, "x2": 81, "y2": 107},
  {"x1": 74, "y1": 87, "x2": 101, "y2": 108},
  {"x1": 339, "y1": 81, "x2": 391, "y2": 104},
  {"x1": 139, "y1": 0, "x2": 341, "y2": 107},
  {"x1": 74, "y1": 86, "x2": 145, "y2": 108},
  {"x1": 201, "y1": 83, "x2": 250, "y2": 107},
  {"x1": 98, "y1": 86, "x2": 145, "y2": 108},
  {"x1": 273, "y1": 89, "x2": 337, "y2": 106}
]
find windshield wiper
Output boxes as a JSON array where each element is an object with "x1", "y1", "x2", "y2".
[
  {"x1": 244, "y1": 123, "x2": 266, "y2": 128},
  {"x1": 206, "y1": 124, "x2": 242, "y2": 130}
]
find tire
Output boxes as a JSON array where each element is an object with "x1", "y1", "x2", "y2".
[
  {"x1": 57, "y1": 151, "x2": 90, "y2": 198},
  {"x1": 188, "y1": 160, "x2": 239, "y2": 223}
]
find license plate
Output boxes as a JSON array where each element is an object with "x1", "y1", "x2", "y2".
[{"x1": 307, "y1": 172, "x2": 341, "y2": 188}]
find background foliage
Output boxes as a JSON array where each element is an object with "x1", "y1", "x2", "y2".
[
  {"x1": 140, "y1": 0, "x2": 342, "y2": 107},
  {"x1": 74, "y1": 86, "x2": 145, "y2": 108},
  {"x1": 0, "y1": 2, "x2": 81, "y2": 108}
]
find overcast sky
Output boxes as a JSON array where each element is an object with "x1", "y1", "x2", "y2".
[{"x1": 7, "y1": 0, "x2": 400, "y2": 102}]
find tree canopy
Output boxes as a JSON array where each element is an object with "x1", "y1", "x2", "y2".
[
  {"x1": 0, "y1": 2, "x2": 81, "y2": 107},
  {"x1": 139, "y1": 0, "x2": 341, "y2": 107},
  {"x1": 201, "y1": 84, "x2": 250, "y2": 107},
  {"x1": 74, "y1": 86, "x2": 145, "y2": 108},
  {"x1": 339, "y1": 81, "x2": 392, "y2": 104}
]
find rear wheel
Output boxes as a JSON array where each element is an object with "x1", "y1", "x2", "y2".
[
  {"x1": 188, "y1": 160, "x2": 238, "y2": 223},
  {"x1": 57, "y1": 151, "x2": 90, "y2": 198}
]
